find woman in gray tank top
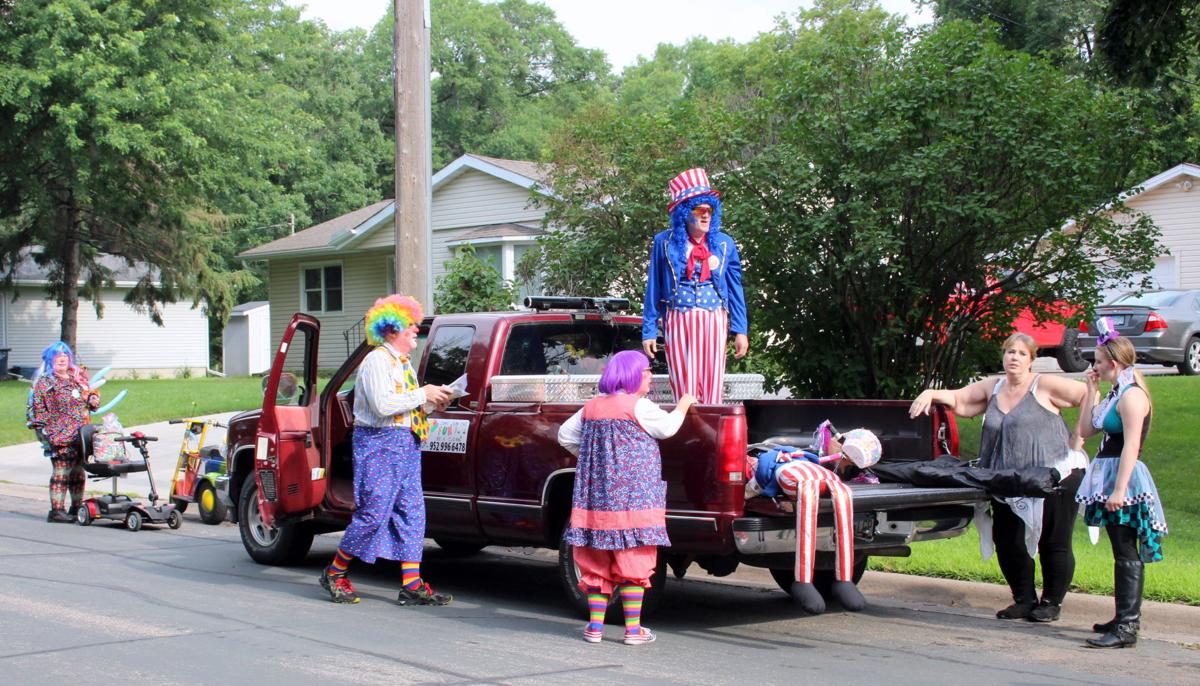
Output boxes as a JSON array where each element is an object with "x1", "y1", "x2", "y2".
[{"x1": 910, "y1": 333, "x2": 1088, "y2": 622}]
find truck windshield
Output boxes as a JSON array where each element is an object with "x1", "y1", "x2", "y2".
[{"x1": 500, "y1": 321, "x2": 664, "y2": 375}]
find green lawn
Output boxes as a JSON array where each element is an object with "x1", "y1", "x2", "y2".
[
  {"x1": 873, "y1": 374, "x2": 1200, "y2": 605},
  {"x1": 1, "y1": 376, "x2": 266, "y2": 446}
]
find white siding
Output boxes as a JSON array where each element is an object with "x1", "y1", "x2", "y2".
[
  {"x1": 222, "y1": 305, "x2": 271, "y2": 376},
  {"x1": 5, "y1": 287, "x2": 208, "y2": 371},
  {"x1": 1128, "y1": 182, "x2": 1200, "y2": 289},
  {"x1": 267, "y1": 251, "x2": 392, "y2": 369},
  {"x1": 432, "y1": 169, "x2": 544, "y2": 230}
]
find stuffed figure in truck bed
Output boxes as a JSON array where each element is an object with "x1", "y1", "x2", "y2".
[{"x1": 745, "y1": 421, "x2": 882, "y2": 614}]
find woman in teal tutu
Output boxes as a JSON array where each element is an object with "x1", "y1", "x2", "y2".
[{"x1": 1075, "y1": 322, "x2": 1166, "y2": 649}]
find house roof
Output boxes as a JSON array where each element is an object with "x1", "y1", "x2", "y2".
[
  {"x1": 1122, "y1": 163, "x2": 1200, "y2": 202},
  {"x1": 238, "y1": 154, "x2": 551, "y2": 260},
  {"x1": 2, "y1": 249, "x2": 156, "y2": 286},
  {"x1": 239, "y1": 199, "x2": 393, "y2": 258}
]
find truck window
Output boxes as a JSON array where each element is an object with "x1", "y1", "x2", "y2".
[
  {"x1": 424, "y1": 326, "x2": 474, "y2": 387},
  {"x1": 500, "y1": 321, "x2": 663, "y2": 375}
]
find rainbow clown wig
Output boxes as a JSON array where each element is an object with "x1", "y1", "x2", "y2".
[{"x1": 364, "y1": 294, "x2": 424, "y2": 346}]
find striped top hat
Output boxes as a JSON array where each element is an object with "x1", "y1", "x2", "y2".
[{"x1": 667, "y1": 167, "x2": 720, "y2": 212}]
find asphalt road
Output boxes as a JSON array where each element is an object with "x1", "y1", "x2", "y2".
[{"x1": 2, "y1": 485, "x2": 1197, "y2": 686}]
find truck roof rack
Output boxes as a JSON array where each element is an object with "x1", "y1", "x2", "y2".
[{"x1": 523, "y1": 296, "x2": 631, "y2": 313}]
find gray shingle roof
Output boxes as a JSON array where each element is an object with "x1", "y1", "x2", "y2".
[{"x1": 238, "y1": 199, "x2": 393, "y2": 258}]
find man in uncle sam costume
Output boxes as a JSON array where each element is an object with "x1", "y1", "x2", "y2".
[{"x1": 642, "y1": 168, "x2": 749, "y2": 404}]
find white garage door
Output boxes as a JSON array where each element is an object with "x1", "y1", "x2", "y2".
[{"x1": 1100, "y1": 255, "x2": 1177, "y2": 304}]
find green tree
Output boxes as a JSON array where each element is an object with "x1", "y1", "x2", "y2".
[
  {"x1": 538, "y1": 0, "x2": 1163, "y2": 398},
  {"x1": 433, "y1": 245, "x2": 516, "y2": 314},
  {"x1": 361, "y1": 0, "x2": 612, "y2": 170},
  {"x1": 0, "y1": 0, "x2": 261, "y2": 347}
]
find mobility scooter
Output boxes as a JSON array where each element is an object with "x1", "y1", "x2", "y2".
[{"x1": 77, "y1": 425, "x2": 182, "y2": 531}]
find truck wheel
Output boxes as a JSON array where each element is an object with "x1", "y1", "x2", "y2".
[
  {"x1": 171, "y1": 497, "x2": 189, "y2": 514},
  {"x1": 556, "y1": 527, "x2": 666, "y2": 620},
  {"x1": 433, "y1": 538, "x2": 487, "y2": 556},
  {"x1": 238, "y1": 473, "x2": 314, "y2": 566},
  {"x1": 1177, "y1": 337, "x2": 1200, "y2": 376},
  {"x1": 770, "y1": 555, "x2": 868, "y2": 596},
  {"x1": 1055, "y1": 329, "x2": 1089, "y2": 373},
  {"x1": 197, "y1": 481, "x2": 227, "y2": 525}
]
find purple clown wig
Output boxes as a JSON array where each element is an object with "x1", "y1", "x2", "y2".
[
  {"x1": 364, "y1": 294, "x2": 424, "y2": 346},
  {"x1": 668, "y1": 192, "x2": 724, "y2": 260},
  {"x1": 598, "y1": 349, "x2": 650, "y2": 395},
  {"x1": 40, "y1": 341, "x2": 78, "y2": 375}
]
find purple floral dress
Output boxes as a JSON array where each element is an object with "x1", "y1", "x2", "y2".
[{"x1": 565, "y1": 394, "x2": 670, "y2": 551}]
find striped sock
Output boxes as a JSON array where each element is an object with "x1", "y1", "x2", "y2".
[
  {"x1": 326, "y1": 548, "x2": 353, "y2": 577},
  {"x1": 586, "y1": 587, "x2": 608, "y2": 631},
  {"x1": 401, "y1": 561, "x2": 422, "y2": 590},
  {"x1": 618, "y1": 585, "x2": 645, "y2": 634}
]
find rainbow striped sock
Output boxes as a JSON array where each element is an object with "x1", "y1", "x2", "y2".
[
  {"x1": 401, "y1": 561, "x2": 422, "y2": 589},
  {"x1": 326, "y1": 548, "x2": 353, "y2": 577},
  {"x1": 586, "y1": 587, "x2": 608, "y2": 630},
  {"x1": 618, "y1": 585, "x2": 645, "y2": 633}
]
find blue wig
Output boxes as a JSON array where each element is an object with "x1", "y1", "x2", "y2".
[
  {"x1": 41, "y1": 341, "x2": 77, "y2": 375},
  {"x1": 668, "y1": 192, "x2": 724, "y2": 261},
  {"x1": 598, "y1": 349, "x2": 650, "y2": 395}
]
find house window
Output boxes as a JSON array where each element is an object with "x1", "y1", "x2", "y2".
[
  {"x1": 512, "y1": 243, "x2": 543, "y2": 302},
  {"x1": 302, "y1": 263, "x2": 343, "y2": 312},
  {"x1": 448, "y1": 240, "x2": 542, "y2": 303}
]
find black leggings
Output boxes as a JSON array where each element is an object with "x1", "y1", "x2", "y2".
[
  {"x1": 1107, "y1": 523, "x2": 1140, "y2": 562},
  {"x1": 992, "y1": 468, "x2": 1084, "y2": 604}
]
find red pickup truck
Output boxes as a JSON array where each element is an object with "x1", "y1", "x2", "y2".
[{"x1": 218, "y1": 300, "x2": 987, "y2": 613}]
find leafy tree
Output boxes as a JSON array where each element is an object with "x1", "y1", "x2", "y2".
[
  {"x1": 433, "y1": 245, "x2": 516, "y2": 313},
  {"x1": 0, "y1": 0, "x2": 259, "y2": 347},
  {"x1": 538, "y1": 0, "x2": 1163, "y2": 398},
  {"x1": 361, "y1": 0, "x2": 612, "y2": 170}
]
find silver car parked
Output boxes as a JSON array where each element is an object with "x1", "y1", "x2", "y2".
[{"x1": 1079, "y1": 289, "x2": 1200, "y2": 375}]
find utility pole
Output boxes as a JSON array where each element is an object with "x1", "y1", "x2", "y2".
[{"x1": 393, "y1": 0, "x2": 433, "y2": 305}]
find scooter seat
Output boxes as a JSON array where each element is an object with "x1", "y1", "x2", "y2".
[{"x1": 85, "y1": 461, "x2": 148, "y2": 478}]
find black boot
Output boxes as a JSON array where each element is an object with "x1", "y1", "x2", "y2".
[{"x1": 1087, "y1": 560, "x2": 1142, "y2": 649}]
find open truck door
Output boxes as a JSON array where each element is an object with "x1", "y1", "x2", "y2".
[{"x1": 253, "y1": 314, "x2": 323, "y2": 529}]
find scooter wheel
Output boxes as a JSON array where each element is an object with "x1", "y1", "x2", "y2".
[
  {"x1": 125, "y1": 510, "x2": 143, "y2": 532},
  {"x1": 76, "y1": 505, "x2": 92, "y2": 526},
  {"x1": 167, "y1": 510, "x2": 182, "y2": 530}
]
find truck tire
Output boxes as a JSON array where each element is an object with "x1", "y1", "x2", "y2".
[
  {"x1": 556, "y1": 527, "x2": 666, "y2": 620},
  {"x1": 1055, "y1": 329, "x2": 1089, "y2": 373},
  {"x1": 1177, "y1": 336, "x2": 1200, "y2": 375},
  {"x1": 770, "y1": 555, "x2": 868, "y2": 598},
  {"x1": 238, "y1": 473, "x2": 314, "y2": 566}
]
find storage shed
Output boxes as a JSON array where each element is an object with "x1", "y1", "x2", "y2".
[{"x1": 222, "y1": 301, "x2": 271, "y2": 376}]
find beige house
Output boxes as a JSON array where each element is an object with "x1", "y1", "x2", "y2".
[
  {"x1": 1100, "y1": 162, "x2": 1200, "y2": 300},
  {"x1": 239, "y1": 154, "x2": 551, "y2": 368}
]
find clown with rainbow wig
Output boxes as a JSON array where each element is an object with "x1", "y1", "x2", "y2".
[
  {"x1": 318, "y1": 294, "x2": 455, "y2": 606},
  {"x1": 642, "y1": 168, "x2": 749, "y2": 404}
]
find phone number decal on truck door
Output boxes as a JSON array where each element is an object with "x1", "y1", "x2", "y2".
[{"x1": 420, "y1": 418, "x2": 470, "y2": 454}]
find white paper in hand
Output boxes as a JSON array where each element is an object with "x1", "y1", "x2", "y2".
[{"x1": 446, "y1": 374, "x2": 469, "y2": 399}]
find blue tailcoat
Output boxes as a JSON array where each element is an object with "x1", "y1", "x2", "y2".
[{"x1": 641, "y1": 229, "x2": 748, "y2": 340}]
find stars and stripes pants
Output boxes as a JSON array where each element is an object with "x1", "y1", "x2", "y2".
[
  {"x1": 775, "y1": 460, "x2": 856, "y2": 584},
  {"x1": 664, "y1": 307, "x2": 728, "y2": 404}
]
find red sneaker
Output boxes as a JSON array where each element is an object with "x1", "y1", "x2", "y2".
[{"x1": 319, "y1": 570, "x2": 360, "y2": 604}]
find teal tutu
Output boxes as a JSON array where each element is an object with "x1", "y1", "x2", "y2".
[{"x1": 1077, "y1": 456, "x2": 1167, "y2": 563}]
